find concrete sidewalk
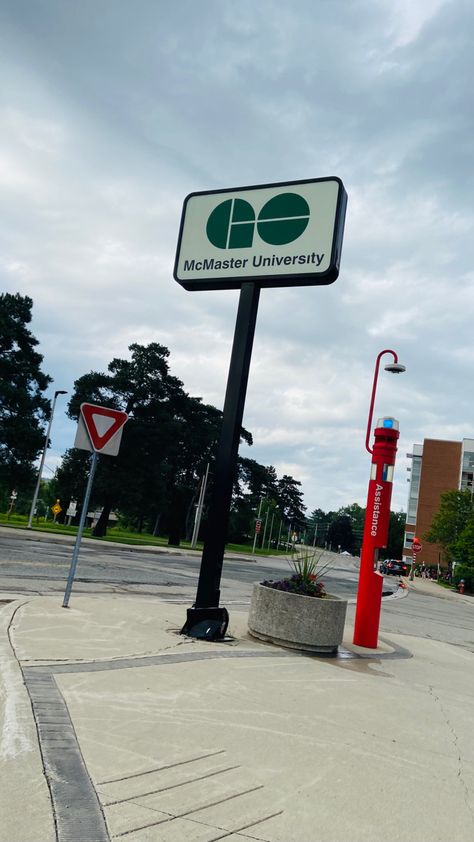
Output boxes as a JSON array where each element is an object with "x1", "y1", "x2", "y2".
[
  {"x1": 1, "y1": 592, "x2": 474, "y2": 842},
  {"x1": 402, "y1": 573, "x2": 474, "y2": 606}
]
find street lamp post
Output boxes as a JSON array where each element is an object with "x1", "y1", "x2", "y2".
[
  {"x1": 27, "y1": 390, "x2": 67, "y2": 529},
  {"x1": 353, "y1": 350, "x2": 405, "y2": 649},
  {"x1": 364, "y1": 350, "x2": 405, "y2": 456}
]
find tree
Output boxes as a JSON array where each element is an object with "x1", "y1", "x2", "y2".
[
  {"x1": 305, "y1": 503, "x2": 403, "y2": 557},
  {"x1": 327, "y1": 514, "x2": 354, "y2": 553},
  {"x1": 53, "y1": 448, "x2": 92, "y2": 520},
  {"x1": 277, "y1": 475, "x2": 306, "y2": 530},
  {"x1": 306, "y1": 508, "x2": 332, "y2": 547},
  {"x1": 337, "y1": 503, "x2": 365, "y2": 535},
  {"x1": 229, "y1": 460, "x2": 280, "y2": 545},
  {"x1": 0, "y1": 293, "x2": 52, "y2": 501},
  {"x1": 386, "y1": 510, "x2": 406, "y2": 559},
  {"x1": 451, "y1": 520, "x2": 474, "y2": 566},
  {"x1": 424, "y1": 489, "x2": 474, "y2": 561},
  {"x1": 425, "y1": 490, "x2": 474, "y2": 593},
  {"x1": 236, "y1": 459, "x2": 278, "y2": 504},
  {"x1": 57, "y1": 342, "x2": 311, "y2": 545},
  {"x1": 57, "y1": 342, "x2": 250, "y2": 541}
]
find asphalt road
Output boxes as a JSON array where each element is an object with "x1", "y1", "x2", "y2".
[
  {"x1": 1, "y1": 529, "x2": 473, "y2": 651},
  {"x1": 0, "y1": 532, "x2": 361, "y2": 602}
]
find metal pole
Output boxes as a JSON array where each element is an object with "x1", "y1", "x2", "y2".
[
  {"x1": 28, "y1": 391, "x2": 67, "y2": 528},
  {"x1": 267, "y1": 511, "x2": 275, "y2": 550},
  {"x1": 261, "y1": 508, "x2": 269, "y2": 549},
  {"x1": 192, "y1": 282, "x2": 260, "y2": 610},
  {"x1": 191, "y1": 463, "x2": 209, "y2": 548},
  {"x1": 62, "y1": 451, "x2": 98, "y2": 608},
  {"x1": 194, "y1": 471, "x2": 207, "y2": 539},
  {"x1": 252, "y1": 497, "x2": 263, "y2": 553},
  {"x1": 277, "y1": 519, "x2": 283, "y2": 550},
  {"x1": 190, "y1": 506, "x2": 201, "y2": 549}
]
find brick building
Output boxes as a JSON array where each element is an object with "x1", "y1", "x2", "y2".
[{"x1": 404, "y1": 438, "x2": 474, "y2": 568}]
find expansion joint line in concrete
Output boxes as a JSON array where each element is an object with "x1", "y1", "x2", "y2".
[
  {"x1": 21, "y1": 648, "x2": 286, "y2": 842},
  {"x1": 428, "y1": 684, "x2": 474, "y2": 829}
]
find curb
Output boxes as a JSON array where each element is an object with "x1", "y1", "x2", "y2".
[
  {"x1": 0, "y1": 598, "x2": 56, "y2": 841},
  {"x1": 401, "y1": 576, "x2": 474, "y2": 605}
]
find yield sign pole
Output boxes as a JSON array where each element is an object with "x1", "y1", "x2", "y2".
[
  {"x1": 62, "y1": 451, "x2": 99, "y2": 608},
  {"x1": 63, "y1": 402, "x2": 128, "y2": 608}
]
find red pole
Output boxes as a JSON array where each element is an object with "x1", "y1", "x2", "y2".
[
  {"x1": 365, "y1": 350, "x2": 400, "y2": 454},
  {"x1": 353, "y1": 418, "x2": 400, "y2": 648}
]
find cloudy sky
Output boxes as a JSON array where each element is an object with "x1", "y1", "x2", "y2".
[{"x1": 2, "y1": 0, "x2": 474, "y2": 516}]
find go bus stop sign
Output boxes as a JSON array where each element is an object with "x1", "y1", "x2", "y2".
[
  {"x1": 174, "y1": 177, "x2": 347, "y2": 291},
  {"x1": 175, "y1": 177, "x2": 347, "y2": 640}
]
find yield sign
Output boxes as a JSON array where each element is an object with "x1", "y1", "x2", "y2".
[{"x1": 74, "y1": 403, "x2": 128, "y2": 456}]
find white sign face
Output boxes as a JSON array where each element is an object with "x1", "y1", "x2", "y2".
[
  {"x1": 174, "y1": 177, "x2": 347, "y2": 291},
  {"x1": 74, "y1": 404, "x2": 128, "y2": 457}
]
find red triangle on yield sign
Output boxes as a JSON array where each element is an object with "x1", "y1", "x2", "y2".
[{"x1": 80, "y1": 403, "x2": 128, "y2": 452}]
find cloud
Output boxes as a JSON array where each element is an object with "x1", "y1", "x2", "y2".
[{"x1": 1, "y1": 0, "x2": 474, "y2": 516}]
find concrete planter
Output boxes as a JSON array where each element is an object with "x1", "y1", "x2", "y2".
[{"x1": 248, "y1": 583, "x2": 347, "y2": 655}]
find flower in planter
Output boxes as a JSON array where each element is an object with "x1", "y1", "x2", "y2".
[{"x1": 261, "y1": 550, "x2": 331, "y2": 598}]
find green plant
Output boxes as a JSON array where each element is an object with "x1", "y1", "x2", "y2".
[
  {"x1": 262, "y1": 549, "x2": 332, "y2": 598},
  {"x1": 453, "y1": 563, "x2": 474, "y2": 594}
]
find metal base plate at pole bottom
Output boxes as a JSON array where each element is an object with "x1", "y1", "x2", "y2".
[{"x1": 180, "y1": 607, "x2": 229, "y2": 640}]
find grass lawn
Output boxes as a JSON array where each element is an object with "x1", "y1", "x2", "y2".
[{"x1": 0, "y1": 514, "x2": 287, "y2": 556}]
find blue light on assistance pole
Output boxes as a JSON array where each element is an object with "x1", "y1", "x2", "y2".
[{"x1": 378, "y1": 417, "x2": 399, "y2": 430}]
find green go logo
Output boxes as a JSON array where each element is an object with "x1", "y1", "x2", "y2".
[{"x1": 206, "y1": 192, "x2": 310, "y2": 249}]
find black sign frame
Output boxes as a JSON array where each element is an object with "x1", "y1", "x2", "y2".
[{"x1": 174, "y1": 176, "x2": 347, "y2": 291}]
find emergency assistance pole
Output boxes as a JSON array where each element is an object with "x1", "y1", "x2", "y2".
[{"x1": 353, "y1": 350, "x2": 406, "y2": 648}]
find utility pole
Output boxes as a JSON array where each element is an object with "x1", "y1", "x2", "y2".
[{"x1": 28, "y1": 390, "x2": 67, "y2": 529}]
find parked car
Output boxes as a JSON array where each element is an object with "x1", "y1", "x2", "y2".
[{"x1": 380, "y1": 559, "x2": 407, "y2": 576}]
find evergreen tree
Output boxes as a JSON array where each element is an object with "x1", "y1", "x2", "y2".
[
  {"x1": 327, "y1": 514, "x2": 355, "y2": 553},
  {"x1": 57, "y1": 342, "x2": 248, "y2": 540},
  {"x1": 229, "y1": 460, "x2": 280, "y2": 544},
  {"x1": 0, "y1": 293, "x2": 52, "y2": 502},
  {"x1": 425, "y1": 489, "x2": 474, "y2": 561},
  {"x1": 386, "y1": 510, "x2": 406, "y2": 558},
  {"x1": 277, "y1": 474, "x2": 306, "y2": 531},
  {"x1": 306, "y1": 508, "x2": 331, "y2": 547}
]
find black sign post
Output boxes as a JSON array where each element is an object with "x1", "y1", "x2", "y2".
[
  {"x1": 176, "y1": 178, "x2": 347, "y2": 639},
  {"x1": 181, "y1": 282, "x2": 260, "y2": 637}
]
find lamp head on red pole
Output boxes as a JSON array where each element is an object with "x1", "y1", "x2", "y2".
[{"x1": 365, "y1": 350, "x2": 406, "y2": 454}]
